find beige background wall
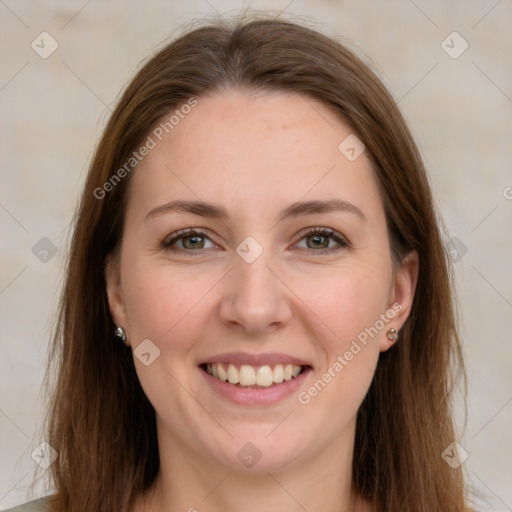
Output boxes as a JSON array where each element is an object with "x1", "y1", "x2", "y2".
[{"x1": 1, "y1": 0, "x2": 511, "y2": 510}]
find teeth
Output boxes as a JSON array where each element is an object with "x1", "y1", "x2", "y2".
[
  {"x1": 239, "y1": 365, "x2": 256, "y2": 386},
  {"x1": 218, "y1": 364, "x2": 227, "y2": 381},
  {"x1": 227, "y1": 364, "x2": 239, "y2": 384},
  {"x1": 273, "y1": 364, "x2": 284, "y2": 383},
  {"x1": 205, "y1": 363, "x2": 304, "y2": 387},
  {"x1": 256, "y1": 366, "x2": 273, "y2": 387}
]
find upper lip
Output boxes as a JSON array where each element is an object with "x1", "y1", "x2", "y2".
[{"x1": 200, "y1": 352, "x2": 313, "y2": 368}]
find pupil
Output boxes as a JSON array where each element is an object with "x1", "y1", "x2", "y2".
[
  {"x1": 184, "y1": 235, "x2": 204, "y2": 249},
  {"x1": 308, "y1": 235, "x2": 328, "y2": 249}
]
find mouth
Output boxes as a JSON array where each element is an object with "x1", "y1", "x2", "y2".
[{"x1": 200, "y1": 362, "x2": 310, "y2": 389}]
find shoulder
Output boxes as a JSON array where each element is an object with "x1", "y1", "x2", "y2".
[{"x1": 2, "y1": 496, "x2": 53, "y2": 512}]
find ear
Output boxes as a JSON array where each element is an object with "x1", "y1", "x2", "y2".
[
  {"x1": 380, "y1": 250, "x2": 419, "y2": 352},
  {"x1": 105, "y1": 254, "x2": 130, "y2": 344}
]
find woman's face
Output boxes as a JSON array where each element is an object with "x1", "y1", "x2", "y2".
[{"x1": 106, "y1": 90, "x2": 417, "y2": 473}]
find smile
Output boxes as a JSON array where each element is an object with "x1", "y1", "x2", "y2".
[{"x1": 202, "y1": 362, "x2": 305, "y2": 388}]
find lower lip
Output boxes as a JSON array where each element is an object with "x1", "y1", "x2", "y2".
[{"x1": 200, "y1": 367, "x2": 313, "y2": 406}]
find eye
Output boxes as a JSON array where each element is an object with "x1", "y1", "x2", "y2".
[
  {"x1": 162, "y1": 228, "x2": 217, "y2": 252},
  {"x1": 294, "y1": 227, "x2": 349, "y2": 253},
  {"x1": 161, "y1": 227, "x2": 348, "y2": 255}
]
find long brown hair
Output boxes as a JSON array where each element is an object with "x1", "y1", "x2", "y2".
[{"x1": 42, "y1": 14, "x2": 469, "y2": 512}]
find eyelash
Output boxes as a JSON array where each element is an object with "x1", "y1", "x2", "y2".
[{"x1": 161, "y1": 227, "x2": 349, "y2": 255}]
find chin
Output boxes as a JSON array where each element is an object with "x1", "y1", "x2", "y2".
[{"x1": 204, "y1": 426, "x2": 308, "y2": 474}]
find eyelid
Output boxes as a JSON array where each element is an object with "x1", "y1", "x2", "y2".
[
  {"x1": 161, "y1": 227, "x2": 220, "y2": 251},
  {"x1": 293, "y1": 226, "x2": 350, "y2": 250},
  {"x1": 161, "y1": 226, "x2": 350, "y2": 254}
]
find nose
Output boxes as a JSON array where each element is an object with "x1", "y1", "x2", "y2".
[{"x1": 218, "y1": 251, "x2": 293, "y2": 336}]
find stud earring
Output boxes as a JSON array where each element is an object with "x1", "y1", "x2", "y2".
[
  {"x1": 386, "y1": 328, "x2": 398, "y2": 341},
  {"x1": 114, "y1": 326, "x2": 127, "y2": 345}
]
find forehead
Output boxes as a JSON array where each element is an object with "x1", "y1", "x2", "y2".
[{"x1": 128, "y1": 90, "x2": 383, "y2": 221}]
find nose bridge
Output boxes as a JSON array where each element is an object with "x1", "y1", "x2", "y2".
[
  {"x1": 219, "y1": 245, "x2": 292, "y2": 333},
  {"x1": 236, "y1": 252, "x2": 274, "y2": 299}
]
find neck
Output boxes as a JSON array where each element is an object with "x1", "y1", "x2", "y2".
[{"x1": 135, "y1": 417, "x2": 373, "y2": 512}]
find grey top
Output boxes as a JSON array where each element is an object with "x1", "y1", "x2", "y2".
[{"x1": 3, "y1": 496, "x2": 52, "y2": 512}]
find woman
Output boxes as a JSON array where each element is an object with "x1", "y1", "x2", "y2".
[{"x1": 10, "y1": 15, "x2": 471, "y2": 512}]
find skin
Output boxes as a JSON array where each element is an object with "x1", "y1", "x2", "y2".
[{"x1": 106, "y1": 90, "x2": 418, "y2": 512}]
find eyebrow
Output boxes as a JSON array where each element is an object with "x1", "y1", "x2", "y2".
[{"x1": 144, "y1": 198, "x2": 366, "y2": 222}]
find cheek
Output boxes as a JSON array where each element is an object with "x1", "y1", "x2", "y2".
[
  {"x1": 289, "y1": 259, "x2": 391, "y2": 398},
  {"x1": 292, "y1": 284, "x2": 384, "y2": 440},
  {"x1": 120, "y1": 254, "x2": 218, "y2": 346},
  {"x1": 291, "y1": 259, "x2": 392, "y2": 345},
  {"x1": 119, "y1": 258, "x2": 216, "y2": 416}
]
